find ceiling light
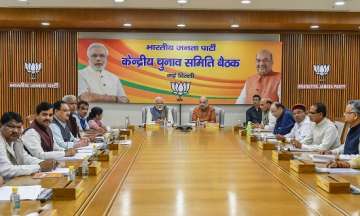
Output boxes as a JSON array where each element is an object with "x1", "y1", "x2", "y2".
[
  {"x1": 41, "y1": 22, "x2": 50, "y2": 26},
  {"x1": 241, "y1": 0, "x2": 251, "y2": 4},
  {"x1": 334, "y1": 1, "x2": 345, "y2": 6},
  {"x1": 123, "y1": 23, "x2": 132, "y2": 27},
  {"x1": 177, "y1": 23, "x2": 186, "y2": 28},
  {"x1": 310, "y1": 25, "x2": 320, "y2": 29},
  {"x1": 177, "y1": 0, "x2": 188, "y2": 4},
  {"x1": 114, "y1": 0, "x2": 125, "y2": 3},
  {"x1": 231, "y1": 24, "x2": 240, "y2": 28},
  {"x1": 17, "y1": 0, "x2": 28, "y2": 2}
]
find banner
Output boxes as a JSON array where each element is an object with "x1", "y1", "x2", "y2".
[{"x1": 78, "y1": 37, "x2": 282, "y2": 104}]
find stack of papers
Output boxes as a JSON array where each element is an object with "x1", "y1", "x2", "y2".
[
  {"x1": 281, "y1": 145, "x2": 314, "y2": 152},
  {"x1": 61, "y1": 152, "x2": 93, "y2": 160},
  {"x1": 315, "y1": 167, "x2": 360, "y2": 174},
  {"x1": 113, "y1": 140, "x2": 132, "y2": 145},
  {"x1": 0, "y1": 185, "x2": 44, "y2": 201},
  {"x1": 309, "y1": 154, "x2": 336, "y2": 163}
]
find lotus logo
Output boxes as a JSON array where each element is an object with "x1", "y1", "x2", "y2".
[
  {"x1": 313, "y1": 64, "x2": 330, "y2": 76},
  {"x1": 170, "y1": 82, "x2": 191, "y2": 101},
  {"x1": 25, "y1": 62, "x2": 42, "y2": 79}
]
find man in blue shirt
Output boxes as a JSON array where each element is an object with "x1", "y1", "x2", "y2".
[{"x1": 271, "y1": 102, "x2": 295, "y2": 135}]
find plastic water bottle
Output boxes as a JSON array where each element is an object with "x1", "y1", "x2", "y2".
[
  {"x1": 125, "y1": 116, "x2": 130, "y2": 128},
  {"x1": 68, "y1": 166, "x2": 75, "y2": 181},
  {"x1": 10, "y1": 187, "x2": 20, "y2": 215},
  {"x1": 81, "y1": 157, "x2": 89, "y2": 179},
  {"x1": 92, "y1": 144, "x2": 98, "y2": 160},
  {"x1": 196, "y1": 117, "x2": 200, "y2": 127}
]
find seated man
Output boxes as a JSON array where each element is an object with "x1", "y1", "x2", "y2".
[
  {"x1": 323, "y1": 100, "x2": 360, "y2": 155},
  {"x1": 271, "y1": 102, "x2": 295, "y2": 135},
  {"x1": 50, "y1": 100, "x2": 88, "y2": 149},
  {"x1": 0, "y1": 112, "x2": 56, "y2": 179},
  {"x1": 22, "y1": 102, "x2": 76, "y2": 160},
  {"x1": 277, "y1": 104, "x2": 312, "y2": 143},
  {"x1": 146, "y1": 96, "x2": 174, "y2": 125},
  {"x1": 63, "y1": 95, "x2": 80, "y2": 138},
  {"x1": 245, "y1": 94, "x2": 262, "y2": 124},
  {"x1": 295, "y1": 102, "x2": 340, "y2": 151},
  {"x1": 191, "y1": 96, "x2": 216, "y2": 123},
  {"x1": 255, "y1": 98, "x2": 276, "y2": 130},
  {"x1": 74, "y1": 100, "x2": 90, "y2": 132}
]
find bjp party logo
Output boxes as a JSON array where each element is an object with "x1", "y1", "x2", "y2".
[
  {"x1": 170, "y1": 81, "x2": 191, "y2": 101},
  {"x1": 313, "y1": 64, "x2": 330, "y2": 77},
  {"x1": 25, "y1": 62, "x2": 42, "y2": 79}
]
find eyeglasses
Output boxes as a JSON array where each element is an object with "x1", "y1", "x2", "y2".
[
  {"x1": 308, "y1": 111, "x2": 319, "y2": 115},
  {"x1": 344, "y1": 111, "x2": 355, "y2": 115}
]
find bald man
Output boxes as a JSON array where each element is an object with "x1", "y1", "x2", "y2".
[
  {"x1": 146, "y1": 96, "x2": 174, "y2": 125},
  {"x1": 235, "y1": 49, "x2": 281, "y2": 104},
  {"x1": 192, "y1": 96, "x2": 216, "y2": 123}
]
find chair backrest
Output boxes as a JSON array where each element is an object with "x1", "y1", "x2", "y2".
[
  {"x1": 142, "y1": 106, "x2": 177, "y2": 125},
  {"x1": 334, "y1": 120, "x2": 351, "y2": 144},
  {"x1": 189, "y1": 106, "x2": 225, "y2": 127}
]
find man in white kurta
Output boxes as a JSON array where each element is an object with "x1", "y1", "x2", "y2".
[
  {"x1": 78, "y1": 42, "x2": 129, "y2": 103},
  {"x1": 296, "y1": 103, "x2": 340, "y2": 151},
  {"x1": 0, "y1": 112, "x2": 55, "y2": 179}
]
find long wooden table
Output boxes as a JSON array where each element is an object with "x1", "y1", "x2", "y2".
[{"x1": 1, "y1": 128, "x2": 359, "y2": 215}]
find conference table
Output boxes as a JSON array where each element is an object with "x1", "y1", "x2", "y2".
[{"x1": 1, "y1": 127, "x2": 360, "y2": 215}]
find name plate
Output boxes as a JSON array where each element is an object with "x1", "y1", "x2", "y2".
[
  {"x1": 76, "y1": 161, "x2": 102, "y2": 176},
  {"x1": 290, "y1": 160, "x2": 315, "y2": 173},
  {"x1": 52, "y1": 178, "x2": 84, "y2": 200},
  {"x1": 97, "y1": 151, "x2": 111, "y2": 161},
  {"x1": 257, "y1": 141, "x2": 276, "y2": 150},
  {"x1": 145, "y1": 124, "x2": 160, "y2": 130},
  {"x1": 317, "y1": 175, "x2": 350, "y2": 193},
  {"x1": 119, "y1": 129, "x2": 131, "y2": 136},
  {"x1": 127, "y1": 125, "x2": 136, "y2": 133},
  {"x1": 233, "y1": 125, "x2": 242, "y2": 133},
  {"x1": 108, "y1": 143, "x2": 119, "y2": 150},
  {"x1": 272, "y1": 150, "x2": 293, "y2": 160}
]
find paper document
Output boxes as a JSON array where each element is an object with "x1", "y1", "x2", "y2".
[
  {"x1": 0, "y1": 185, "x2": 44, "y2": 201},
  {"x1": 315, "y1": 167, "x2": 360, "y2": 174}
]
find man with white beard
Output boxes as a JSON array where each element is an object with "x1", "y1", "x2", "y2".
[
  {"x1": 146, "y1": 96, "x2": 174, "y2": 125},
  {"x1": 78, "y1": 43, "x2": 129, "y2": 103}
]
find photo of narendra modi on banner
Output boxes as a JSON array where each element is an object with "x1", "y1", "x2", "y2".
[
  {"x1": 77, "y1": 35, "x2": 282, "y2": 104},
  {"x1": 78, "y1": 43, "x2": 129, "y2": 103}
]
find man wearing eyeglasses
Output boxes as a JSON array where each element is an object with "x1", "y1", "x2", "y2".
[
  {"x1": 294, "y1": 102, "x2": 340, "y2": 151},
  {"x1": 78, "y1": 43, "x2": 129, "y2": 103},
  {"x1": 322, "y1": 100, "x2": 360, "y2": 157},
  {"x1": 0, "y1": 112, "x2": 56, "y2": 179},
  {"x1": 49, "y1": 100, "x2": 89, "y2": 150},
  {"x1": 235, "y1": 49, "x2": 281, "y2": 104}
]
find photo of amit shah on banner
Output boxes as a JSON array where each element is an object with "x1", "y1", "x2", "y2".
[
  {"x1": 78, "y1": 43, "x2": 129, "y2": 103},
  {"x1": 235, "y1": 49, "x2": 281, "y2": 104}
]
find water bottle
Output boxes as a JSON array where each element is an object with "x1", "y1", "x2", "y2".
[
  {"x1": 10, "y1": 187, "x2": 20, "y2": 215},
  {"x1": 81, "y1": 157, "x2": 89, "y2": 179},
  {"x1": 196, "y1": 117, "x2": 200, "y2": 127},
  {"x1": 92, "y1": 144, "x2": 98, "y2": 160},
  {"x1": 125, "y1": 116, "x2": 130, "y2": 128},
  {"x1": 68, "y1": 166, "x2": 75, "y2": 181}
]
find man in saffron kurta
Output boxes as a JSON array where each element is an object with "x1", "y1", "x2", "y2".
[
  {"x1": 236, "y1": 49, "x2": 281, "y2": 104},
  {"x1": 192, "y1": 96, "x2": 216, "y2": 123}
]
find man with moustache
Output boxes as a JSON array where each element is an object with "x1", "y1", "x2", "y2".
[
  {"x1": 146, "y1": 96, "x2": 174, "y2": 125},
  {"x1": 236, "y1": 49, "x2": 281, "y2": 104},
  {"x1": 78, "y1": 42, "x2": 129, "y2": 103},
  {"x1": 0, "y1": 112, "x2": 56, "y2": 179},
  {"x1": 22, "y1": 102, "x2": 76, "y2": 160},
  {"x1": 192, "y1": 96, "x2": 216, "y2": 123},
  {"x1": 50, "y1": 100, "x2": 88, "y2": 149}
]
